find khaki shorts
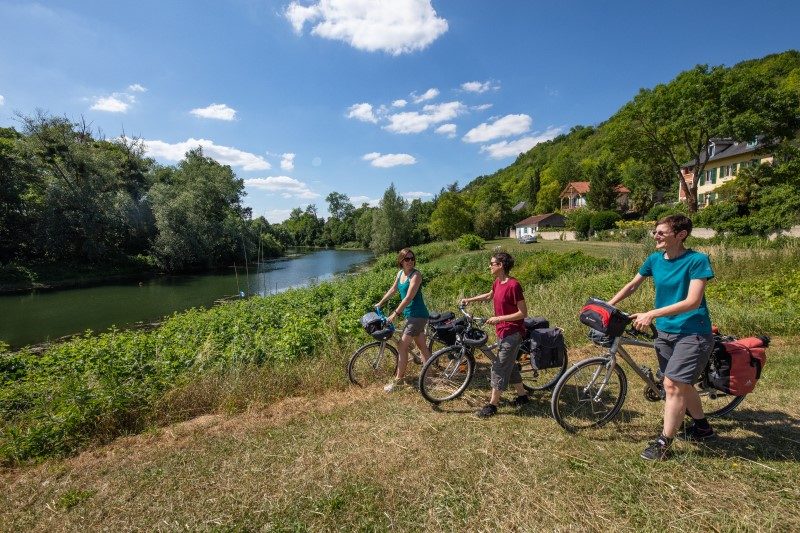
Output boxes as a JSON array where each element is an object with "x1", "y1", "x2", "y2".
[{"x1": 402, "y1": 317, "x2": 428, "y2": 337}]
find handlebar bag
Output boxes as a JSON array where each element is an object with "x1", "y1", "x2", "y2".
[
  {"x1": 432, "y1": 320, "x2": 458, "y2": 345},
  {"x1": 579, "y1": 298, "x2": 629, "y2": 337},
  {"x1": 707, "y1": 336, "x2": 768, "y2": 396},
  {"x1": 360, "y1": 312, "x2": 384, "y2": 335},
  {"x1": 527, "y1": 327, "x2": 566, "y2": 370}
]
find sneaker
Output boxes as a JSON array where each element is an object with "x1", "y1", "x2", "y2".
[
  {"x1": 475, "y1": 404, "x2": 498, "y2": 418},
  {"x1": 640, "y1": 437, "x2": 671, "y2": 461},
  {"x1": 678, "y1": 424, "x2": 716, "y2": 442},
  {"x1": 511, "y1": 395, "x2": 530, "y2": 409},
  {"x1": 383, "y1": 379, "x2": 404, "y2": 392}
]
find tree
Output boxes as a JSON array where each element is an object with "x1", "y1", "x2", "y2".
[
  {"x1": 370, "y1": 184, "x2": 409, "y2": 254},
  {"x1": 585, "y1": 155, "x2": 619, "y2": 211},
  {"x1": 534, "y1": 167, "x2": 562, "y2": 213},
  {"x1": 325, "y1": 191, "x2": 354, "y2": 220},
  {"x1": 610, "y1": 63, "x2": 800, "y2": 213},
  {"x1": 149, "y1": 148, "x2": 247, "y2": 271},
  {"x1": 429, "y1": 191, "x2": 472, "y2": 240}
]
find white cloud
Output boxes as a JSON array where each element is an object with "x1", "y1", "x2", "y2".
[
  {"x1": 143, "y1": 138, "x2": 271, "y2": 171},
  {"x1": 384, "y1": 101, "x2": 466, "y2": 134},
  {"x1": 479, "y1": 127, "x2": 564, "y2": 159},
  {"x1": 264, "y1": 208, "x2": 294, "y2": 223},
  {"x1": 284, "y1": 0, "x2": 448, "y2": 55},
  {"x1": 128, "y1": 83, "x2": 147, "y2": 92},
  {"x1": 402, "y1": 191, "x2": 433, "y2": 199},
  {"x1": 0, "y1": 95, "x2": 4, "y2": 106},
  {"x1": 412, "y1": 87, "x2": 439, "y2": 103},
  {"x1": 244, "y1": 176, "x2": 320, "y2": 199},
  {"x1": 346, "y1": 102, "x2": 378, "y2": 123},
  {"x1": 461, "y1": 80, "x2": 500, "y2": 93},
  {"x1": 462, "y1": 114, "x2": 532, "y2": 143},
  {"x1": 472, "y1": 103, "x2": 493, "y2": 111},
  {"x1": 392, "y1": 99, "x2": 407, "y2": 108},
  {"x1": 91, "y1": 95, "x2": 131, "y2": 113},
  {"x1": 281, "y1": 153, "x2": 296, "y2": 171},
  {"x1": 435, "y1": 123, "x2": 457, "y2": 138},
  {"x1": 190, "y1": 103, "x2": 237, "y2": 121},
  {"x1": 363, "y1": 152, "x2": 417, "y2": 168},
  {"x1": 349, "y1": 195, "x2": 380, "y2": 207}
]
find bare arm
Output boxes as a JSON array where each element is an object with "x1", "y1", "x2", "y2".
[
  {"x1": 631, "y1": 278, "x2": 708, "y2": 331},
  {"x1": 460, "y1": 290, "x2": 493, "y2": 306},
  {"x1": 608, "y1": 273, "x2": 647, "y2": 306}
]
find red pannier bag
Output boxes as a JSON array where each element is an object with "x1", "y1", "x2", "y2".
[
  {"x1": 708, "y1": 336, "x2": 768, "y2": 396},
  {"x1": 579, "y1": 297, "x2": 630, "y2": 337}
]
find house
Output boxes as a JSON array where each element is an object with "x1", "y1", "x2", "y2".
[
  {"x1": 559, "y1": 181, "x2": 630, "y2": 211},
  {"x1": 679, "y1": 139, "x2": 773, "y2": 207},
  {"x1": 511, "y1": 213, "x2": 566, "y2": 238}
]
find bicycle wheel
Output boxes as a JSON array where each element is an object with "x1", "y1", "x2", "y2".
[
  {"x1": 551, "y1": 357, "x2": 628, "y2": 432},
  {"x1": 427, "y1": 333, "x2": 451, "y2": 356},
  {"x1": 697, "y1": 386, "x2": 745, "y2": 417},
  {"x1": 419, "y1": 346, "x2": 474, "y2": 404},
  {"x1": 347, "y1": 341, "x2": 398, "y2": 387},
  {"x1": 519, "y1": 350, "x2": 569, "y2": 392}
]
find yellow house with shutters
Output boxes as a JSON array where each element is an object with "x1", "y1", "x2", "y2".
[{"x1": 679, "y1": 139, "x2": 773, "y2": 207}]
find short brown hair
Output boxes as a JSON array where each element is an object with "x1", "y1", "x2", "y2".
[
  {"x1": 492, "y1": 252, "x2": 515, "y2": 274},
  {"x1": 656, "y1": 214, "x2": 692, "y2": 241},
  {"x1": 396, "y1": 248, "x2": 415, "y2": 267}
]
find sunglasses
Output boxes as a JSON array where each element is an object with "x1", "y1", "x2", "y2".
[
  {"x1": 489, "y1": 261, "x2": 501, "y2": 266},
  {"x1": 403, "y1": 256, "x2": 416, "y2": 262},
  {"x1": 651, "y1": 230, "x2": 673, "y2": 237}
]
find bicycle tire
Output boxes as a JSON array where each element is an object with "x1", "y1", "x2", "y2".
[
  {"x1": 347, "y1": 341, "x2": 398, "y2": 387},
  {"x1": 427, "y1": 333, "x2": 450, "y2": 355},
  {"x1": 418, "y1": 346, "x2": 475, "y2": 404},
  {"x1": 519, "y1": 350, "x2": 569, "y2": 392},
  {"x1": 699, "y1": 388, "x2": 745, "y2": 418},
  {"x1": 551, "y1": 357, "x2": 628, "y2": 432}
]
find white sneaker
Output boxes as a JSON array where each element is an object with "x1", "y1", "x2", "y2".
[{"x1": 384, "y1": 379, "x2": 403, "y2": 392}]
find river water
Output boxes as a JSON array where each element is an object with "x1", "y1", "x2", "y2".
[{"x1": 0, "y1": 249, "x2": 373, "y2": 349}]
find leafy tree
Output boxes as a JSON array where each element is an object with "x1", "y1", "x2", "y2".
[
  {"x1": 354, "y1": 205, "x2": 375, "y2": 248},
  {"x1": 429, "y1": 191, "x2": 472, "y2": 240},
  {"x1": 149, "y1": 148, "x2": 247, "y2": 271},
  {"x1": 610, "y1": 62, "x2": 800, "y2": 212},
  {"x1": 325, "y1": 191, "x2": 354, "y2": 220},
  {"x1": 371, "y1": 184, "x2": 409, "y2": 254},
  {"x1": 585, "y1": 154, "x2": 620, "y2": 211},
  {"x1": 534, "y1": 167, "x2": 562, "y2": 213},
  {"x1": 407, "y1": 198, "x2": 434, "y2": 244}
]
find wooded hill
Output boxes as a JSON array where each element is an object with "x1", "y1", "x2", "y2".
[{"x1": 457, "y1": 50, "x2": 800, "y2": 226}]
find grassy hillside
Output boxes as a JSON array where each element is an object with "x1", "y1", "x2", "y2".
[{"x1": 2, "y1": 239, "x2": 799, "y2": 529}]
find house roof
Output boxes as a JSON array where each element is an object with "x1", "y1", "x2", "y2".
[
  {"x1": 681, "y1": 139, "x2": 766, "y2": 168},
  {"x1": 514, "y1": 213, "x2": 563, "y2": 227},
  {"x1": 559, "y1": 181, "x2": 630, "y2": 197}
]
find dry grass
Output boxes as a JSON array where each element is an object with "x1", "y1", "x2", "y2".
[{"x1": 3, "y1": 338, "x2": 798, "y2": 532}]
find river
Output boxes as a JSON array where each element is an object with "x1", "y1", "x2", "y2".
[{"x1": 0, "y1": 249, "x2": 373, "y2": 350}]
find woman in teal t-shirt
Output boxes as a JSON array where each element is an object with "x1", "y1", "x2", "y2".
[
  {"x1": 607, "y1": 214, "x2": 716, "y2": 461},
  {"x1": 375, "y1": 248, "x2": 431, "y2": 392}
]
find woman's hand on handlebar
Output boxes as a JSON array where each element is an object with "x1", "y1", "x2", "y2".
[{"x1": 630, "y1": 311, "x2": 657, "y2": 333}]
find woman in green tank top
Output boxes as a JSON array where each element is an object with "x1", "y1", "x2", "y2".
[{"x1": 375, "y1": 248, "x2": 431, "y2": 392}]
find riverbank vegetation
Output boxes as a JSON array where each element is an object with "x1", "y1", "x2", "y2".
[
  {"x1": 2, "y1": 239, "x2": 798, "y2": 465},
  {"x1": 2, "y1": 239, "x2": 799, "y2": 530}
]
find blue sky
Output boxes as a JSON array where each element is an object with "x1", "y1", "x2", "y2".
[{"x1": 1, "y1": 1, "x2": 798, "y2": 222}]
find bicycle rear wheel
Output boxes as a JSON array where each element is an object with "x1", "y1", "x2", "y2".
[
  {"x1": 347, "y1": 341, "x2": 398, "y2": 387},
  {"x1": 419, "y1": 346, "x2": 474, "y2": 404},
  {"x1": 697, "y1": 386, "x2": 745, "y2": 417},
  {"x1": 551, "y1": 357, "x2": 628, "y2": 432},
  {"x1": 519, "y1": 350, "x2": 569, "y2": 392}
]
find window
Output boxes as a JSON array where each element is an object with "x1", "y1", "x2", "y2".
[
  {"x1": 700, "y1": 172, "x2": 706, "y2": 186},
  {"x1": 708, "y1": 192, "x2": 717, "y2": 204},
  {"x1": 710, "y1": 168, "x2": 717, "y2": 184},
  {"x1": 731, "y1": 162, "x2": 738, "y2": 174},
  {"x1": 698, "y1": 193, "x2": 705, "y2": 205}
]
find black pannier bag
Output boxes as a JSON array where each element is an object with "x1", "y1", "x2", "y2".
[
  {"x1": 524, "y1": 316, "x2": 549, "y2": 331},
  {"x1": 528, "y1": 327, "x2": 566, "y2": 370},
  {"x1": 432, "y1": 316, "x2": 465, "y2": 346},
  {"x1": 579, "y1": 297, "x2": 630, "y2": 337},
  {"x1": 429, "y1": 311, "x2": 455, "y2": 325}
]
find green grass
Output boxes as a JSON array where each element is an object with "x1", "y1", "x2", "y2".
[{"x1": 1, "y1": 239, "x2": 799, "y2": 530}]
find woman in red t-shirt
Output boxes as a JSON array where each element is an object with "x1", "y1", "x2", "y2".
[{"x1": 461, "y1": 252, "x2": 529, "y2": 418}]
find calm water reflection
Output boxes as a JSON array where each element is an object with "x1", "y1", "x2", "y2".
[{"x1": 0, "y1": 249, "x2": 373, "y2": 349}]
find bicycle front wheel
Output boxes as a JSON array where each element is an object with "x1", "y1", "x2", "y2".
[
  {"x1": 419, "y1": 346, "x2": 474, "y2": 404},
  {"x1": 347, "y1": 341, "x2": 398, "y2": 387},
  {"x1": 551, "y1": 357, "x2": 628, "y2": 432},
  {"x1": 698, "y1": 386, "x2": 745, "y2": 418},
  {"x1": 519, "y1": 350, "x2": 569, "y2": 392}
]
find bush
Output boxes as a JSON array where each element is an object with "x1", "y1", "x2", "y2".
[
  {"x1": 590, "y1": 210, "x2": 621, "y2": 231},
  {"x1": 646, "y1": 202, "x2": 687, "y2": 221},
  {"x1": 457, "y1": 234, "x2": 485, "y2": 251}
]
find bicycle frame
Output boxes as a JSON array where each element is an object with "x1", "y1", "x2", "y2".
[{"x1": 588, "y1": 334, "x2": 662, "y2": 402}]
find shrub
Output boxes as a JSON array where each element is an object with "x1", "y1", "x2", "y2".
[
  {"x1": 590, "y1": 210, "x2": 621, "y2": 231},
  {"x1": 646, "y1": 202, "x2": 687, "y2": 221},
  {"x1": 457, "y1": 234, "x2": 484, "y2": 251}
]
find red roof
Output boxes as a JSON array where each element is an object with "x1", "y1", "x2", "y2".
[{"x1": 559, "y1": 181, "x2": 629, "y2": 197}]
